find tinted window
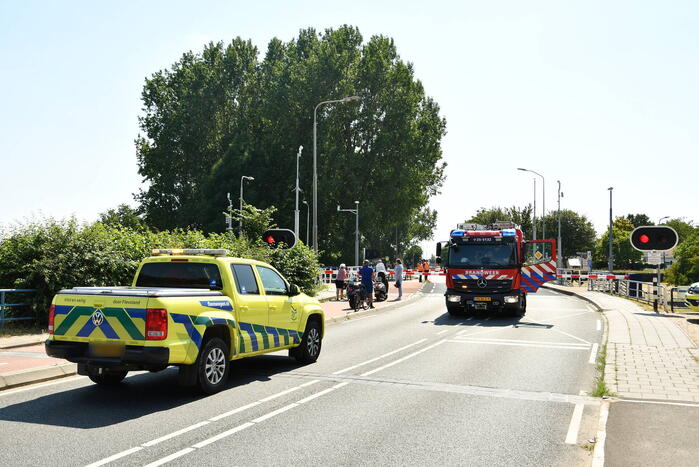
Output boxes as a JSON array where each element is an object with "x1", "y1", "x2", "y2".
[
  {"x1": 257, "y1": 266, "x2": 287, "y2": 295},
  {"x1": 136, "y1": 262, "x2": 222, "y2": 289},
  {"x1": 231, "y1": 264, "x2": 260, "y2": 295}
]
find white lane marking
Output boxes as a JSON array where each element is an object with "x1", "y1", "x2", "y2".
[
  {"x1": 565, "y1": 393, "x2": 586, "y2": 444},
  {"x1": 522, "y1": 311, "x2": 591, "y2": 324},
  {"x1": 191, "y1": 422, "x2": 255, "y2": 449},
  {"x1": 0, "y1": 375, "x2": 85, "y2": 397},
  {"x1": 618, "y1": 399, "x2": 699, "y2": 408},
  {"x1": 332, "y1": 339, "x2": 428, "y2": 375},
  {"x1": 142, "y1": 421, "x2": 210, "y2": 447},
  {"x1": 592, "y1": 401, "x2": 610, "y2": 467},
  {"x1": 451, "y1": 337, "x2": 590, "y2": 347},
  {"x1": 436, "y1": 329, "x2": 449, "y2": 335},
  {"x1": 208, "y1": 400, "x2": 262, "y2": 422},
  {"x1": 596, "y1": 320, "x2": 602, "y2": 331},
  {"x1": 361, "y1": 340, "x2": 446, "y2": 377},
  {"x1": 143, "y1": 448, "x2": 195, "y2": 467},
  {"x1": 149, "y1": 381, "x2": 353, "y2": 465},
  {"x1": 258, "y1": 380, "x2": 319, "y2": 402},
  {"x1": 251, "y1": 402, "x2": 298, "y2": 423},
  {"x1": 84, "y1": 446, "x2": 143, "y2": 467},
  {"x1": 447, "y1": 339, "x2": 589, "y2": 350},
  {"x1": 552, "y1": 328, "x2": 591, "y2": 345},
  {"x1": 589, "y1": 343, "x2": 599, "y2": 364}
]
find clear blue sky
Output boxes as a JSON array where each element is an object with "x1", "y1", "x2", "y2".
[{"x1": 1, "y1": 1, "x2": 697, "y2": 254}]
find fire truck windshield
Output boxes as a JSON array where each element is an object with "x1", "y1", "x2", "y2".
[{"x1": 447, "y1": 243, "x2": 517, "y2": 268}]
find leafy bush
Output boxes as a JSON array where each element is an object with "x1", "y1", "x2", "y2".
[
  {"x1": 0, "y1": 218, "x2": 320, "y2": 322},
  {"x1": 665, "y1": 231, "x2": 699, "y2": 285}
]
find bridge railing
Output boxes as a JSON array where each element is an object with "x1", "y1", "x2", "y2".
[
  {"x1": 0, "y1": 289, "x2": 38, "y2": 330},
  {"x1": 588, "y1": 279, "x2": 690, "y2": 313}
]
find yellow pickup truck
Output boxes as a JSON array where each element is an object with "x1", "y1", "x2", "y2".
[{"x1": 45, "y1": 249, "x2": 324, "y2": 394}]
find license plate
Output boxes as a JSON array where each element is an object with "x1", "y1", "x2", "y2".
[
  {"x1": 474, "y1": 297, "x2": 491, "y2": 302},
  {"x1": 89, "y1": 343, "x2": 124, "y2": 358}
]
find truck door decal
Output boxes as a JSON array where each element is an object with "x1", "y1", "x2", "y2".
[{"x1": 519, "y1": 260, "x2": 557, "y2": 292}]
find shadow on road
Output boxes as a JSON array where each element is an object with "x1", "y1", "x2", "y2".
[
  {"x1": 0, "y1": 354, "x2": 301, "y2": 429},
  {"x1": 424, "y1": 313, "x2": 554, "y2": 329}
]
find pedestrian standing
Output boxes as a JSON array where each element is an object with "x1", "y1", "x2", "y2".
[
  {"x1": 358, "y1": 259, "x2": 375, "y2": 309},
  {"x1": 394, "y1": 258, "x2": 404, "y2": 300},
  {"x1": 335, "y1": 263, "x2": 348, "y2": 301}
]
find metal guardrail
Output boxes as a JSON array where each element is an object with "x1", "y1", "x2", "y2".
[
  {"x1": 588, "y1": 279, "x2": 691, "y2": 313},
  {"x1": 0, "y1": 289, "x2": 37, "y2": 330}
]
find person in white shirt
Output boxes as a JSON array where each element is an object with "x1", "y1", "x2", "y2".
[{"x1": 375, "y1": 259, "x2": 388, "y2": 293}]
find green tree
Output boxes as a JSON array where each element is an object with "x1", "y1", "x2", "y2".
[
  {"x1": 99, "y1": 204, "x2": 147, "y2": 231},
  {"x1": 230, "y1": 202, "x2": 278, "y2": 240},
  {"x1": 625, "y1": 213, "x2": 653, "y2": 228},
  {"x1": 594, "y1": 217, "x2": 643, "y2": 269},
  {"x1": 542, "y1": 210, "x2": 597, "y2": 260},
  {"x1": 664, "y1": 218, "x2": 696, "y2": 246},
  {"x1": 664, "y1": 231, "x2": 699, "y2": 285},
  {"x1": 135, "y1": 26, "x2": 446, "y2": 265},
  {"x1": 466, "y1": 205, "x2": 533, "y2": 239}
]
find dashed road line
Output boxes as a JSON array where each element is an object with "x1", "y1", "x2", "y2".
[{"x1": 332, "y1": 338, "x2": 428, "y2": 375}]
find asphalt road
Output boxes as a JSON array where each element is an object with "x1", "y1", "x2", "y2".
[{"x1": 0, "y1": 279, "x2": 604, "y2": 466}]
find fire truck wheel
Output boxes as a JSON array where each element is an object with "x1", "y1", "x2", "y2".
[
  {"x1": 513, "y1": 296, "x2": 527, "y2": 317},
  {"x1": 447, "y1": 305, "x2": 465, "y2": 317}
]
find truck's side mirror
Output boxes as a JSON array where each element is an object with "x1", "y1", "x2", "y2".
[{"x1": 288, "y1": 284, "x2": 301, "y2": 296}]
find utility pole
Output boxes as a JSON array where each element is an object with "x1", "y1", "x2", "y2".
[
  {"x1": 533, "y1": 178, "x2": 537, "y2": 240},
  {"x1": 608, "y1": 187, "x2": 614, "y2": 272},
  {"x1": 303, "y1": 200, "x2": 310, "y2": 245},
  {"x1": 557, "y1": 181, "x2": 563, "y2": 268},
  {"x1": 239, "y1": 175, "x2": 254, "y2": 237},
  {"x1": 226, "y1": 193, "x2": 233, "y2": 239},
  {"x1": 294, "y1": 146, "x2": 303, "y2": 240},
  {"x1": 337, "y1": 201, "x2": 360, "y2": 266}
]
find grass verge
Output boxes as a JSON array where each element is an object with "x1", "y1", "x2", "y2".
[{"x1": 591, "y1": 343, "x2": 615, "y2": 397}]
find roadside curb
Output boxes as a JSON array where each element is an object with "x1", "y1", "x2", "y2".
[
  {"x1": 541, "y1": 284, "x2": 603, "y2": 312},
  {"x1": 0, "y1": 362, "x2": 77, "y2": 391},
  {"x1": 0, "y1": 335, "x2": 48, "y2": 350}
]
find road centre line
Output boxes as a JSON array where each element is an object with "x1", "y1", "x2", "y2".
[
  {"x1": 142, "y1": 421, "x2": 210, "y2": 447},
  {"x1": 84, "y1": 446, "x2": 143, "y2": 467},
  {"x1": 589, "y1": 343, "x2": 599, "y2": 364},
  {"x1": 143, "y1": 448, "x2": 195, "y2": 467},
  {"x1": 192, "y1": 422, "x2": 255, "y2": 449},
  {"x1": 361, "y1": 340, "x2": 447, "y2": 377},
  {"x1": 332, "y1": 338, "x2": 428, "y2": 375},
  {"x1": 87, "y1": 339, "x2": 437, "y2": 466},
  {"x1": 447, "y1": 339, "x2": 589, "y2": 350}
]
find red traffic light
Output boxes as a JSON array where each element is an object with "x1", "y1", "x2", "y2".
[
  {"x1": 630, "y1": 226, "x2": 678, "y2": 252},
  {"x1": 261, "y1": 229, "x2": 297, "y2": 249}
]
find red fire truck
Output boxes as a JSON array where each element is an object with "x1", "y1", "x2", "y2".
[{"x1": 436, "y1": 222, "x2": 557, "y2": 317}]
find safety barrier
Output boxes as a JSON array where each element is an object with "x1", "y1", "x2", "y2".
[
  {"x1": 317, "y1": 266, "x2": 440, "y2": 284},
  {"x1": 588, "y1": 279, "x2": 691, "y2": 313},
  {"x1": 0, "y1": 289, "x2": 37, "y2": 330}
]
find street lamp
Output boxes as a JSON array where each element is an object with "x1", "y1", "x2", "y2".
[
  {"x1": 313, "y1": 95, "x2": 360, "y2": 253},
  {"x1": 294, "y1": 146, "x2": 303, "y2": 240},
  {"x1": 557, "y1": 180, "x2": 563, "y2": 268},
  {"x1": 608, "y1": 187, "x2": 614, "y2": 272},
  {"x1": 302, "y1": 200, "x2": 309, "y2": 245},
  {"x1": 239, "y1": 175, "x2": 254, "y2": 237},
  {"x1": 658, "y1": 216, "x2": 670, "y2": 225},
  {"x1": 518, "y1": 168, "x2": 545, "y2": 238},
  {"x1": 338, "y1": 200, "x2": 360, "y2": 266}
]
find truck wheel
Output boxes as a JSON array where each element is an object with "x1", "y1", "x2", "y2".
[
  {"x1": 447, "y1": 305, "x2": 465, "y2": 317},
  {"x1": 88, "y1": 370, "x2": 128, "y2": 385},
  {"x1": 294, "y1": 319, "x2": 322, "y2": 364},
  {"x1": 196, "y1": 337, "x2": 230, "y2": 394},
  {"x1": 513, "y1": 296, "x2": 527, "y2": 318}
]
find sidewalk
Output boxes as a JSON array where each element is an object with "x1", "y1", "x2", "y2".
[
  {"x1": 0, "y1": 280, "x2": 428, "y2": 391},
  {"x1": 546, "y1": 283, "x2": 699, "y2": 402}
]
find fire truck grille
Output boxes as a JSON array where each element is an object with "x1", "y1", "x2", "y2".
[{"x1": 453, "y1": 279, "x2": 513, "y2": 293}]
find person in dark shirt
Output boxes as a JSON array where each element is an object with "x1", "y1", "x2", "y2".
[{"x1": 358, "y1": 259, "x2": 375, "y2": 309}]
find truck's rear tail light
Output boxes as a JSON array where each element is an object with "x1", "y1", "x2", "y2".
[
  {"x1": 48, "y1": 305, "x2": 55, "y2": 334},
  {"x1": 146, "y1": 308, "x2": 168, "y2": 340}
]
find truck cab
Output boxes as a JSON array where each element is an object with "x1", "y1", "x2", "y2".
[{"x1": 436, "y1": 222, "x2": 556, "y2": 317}]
